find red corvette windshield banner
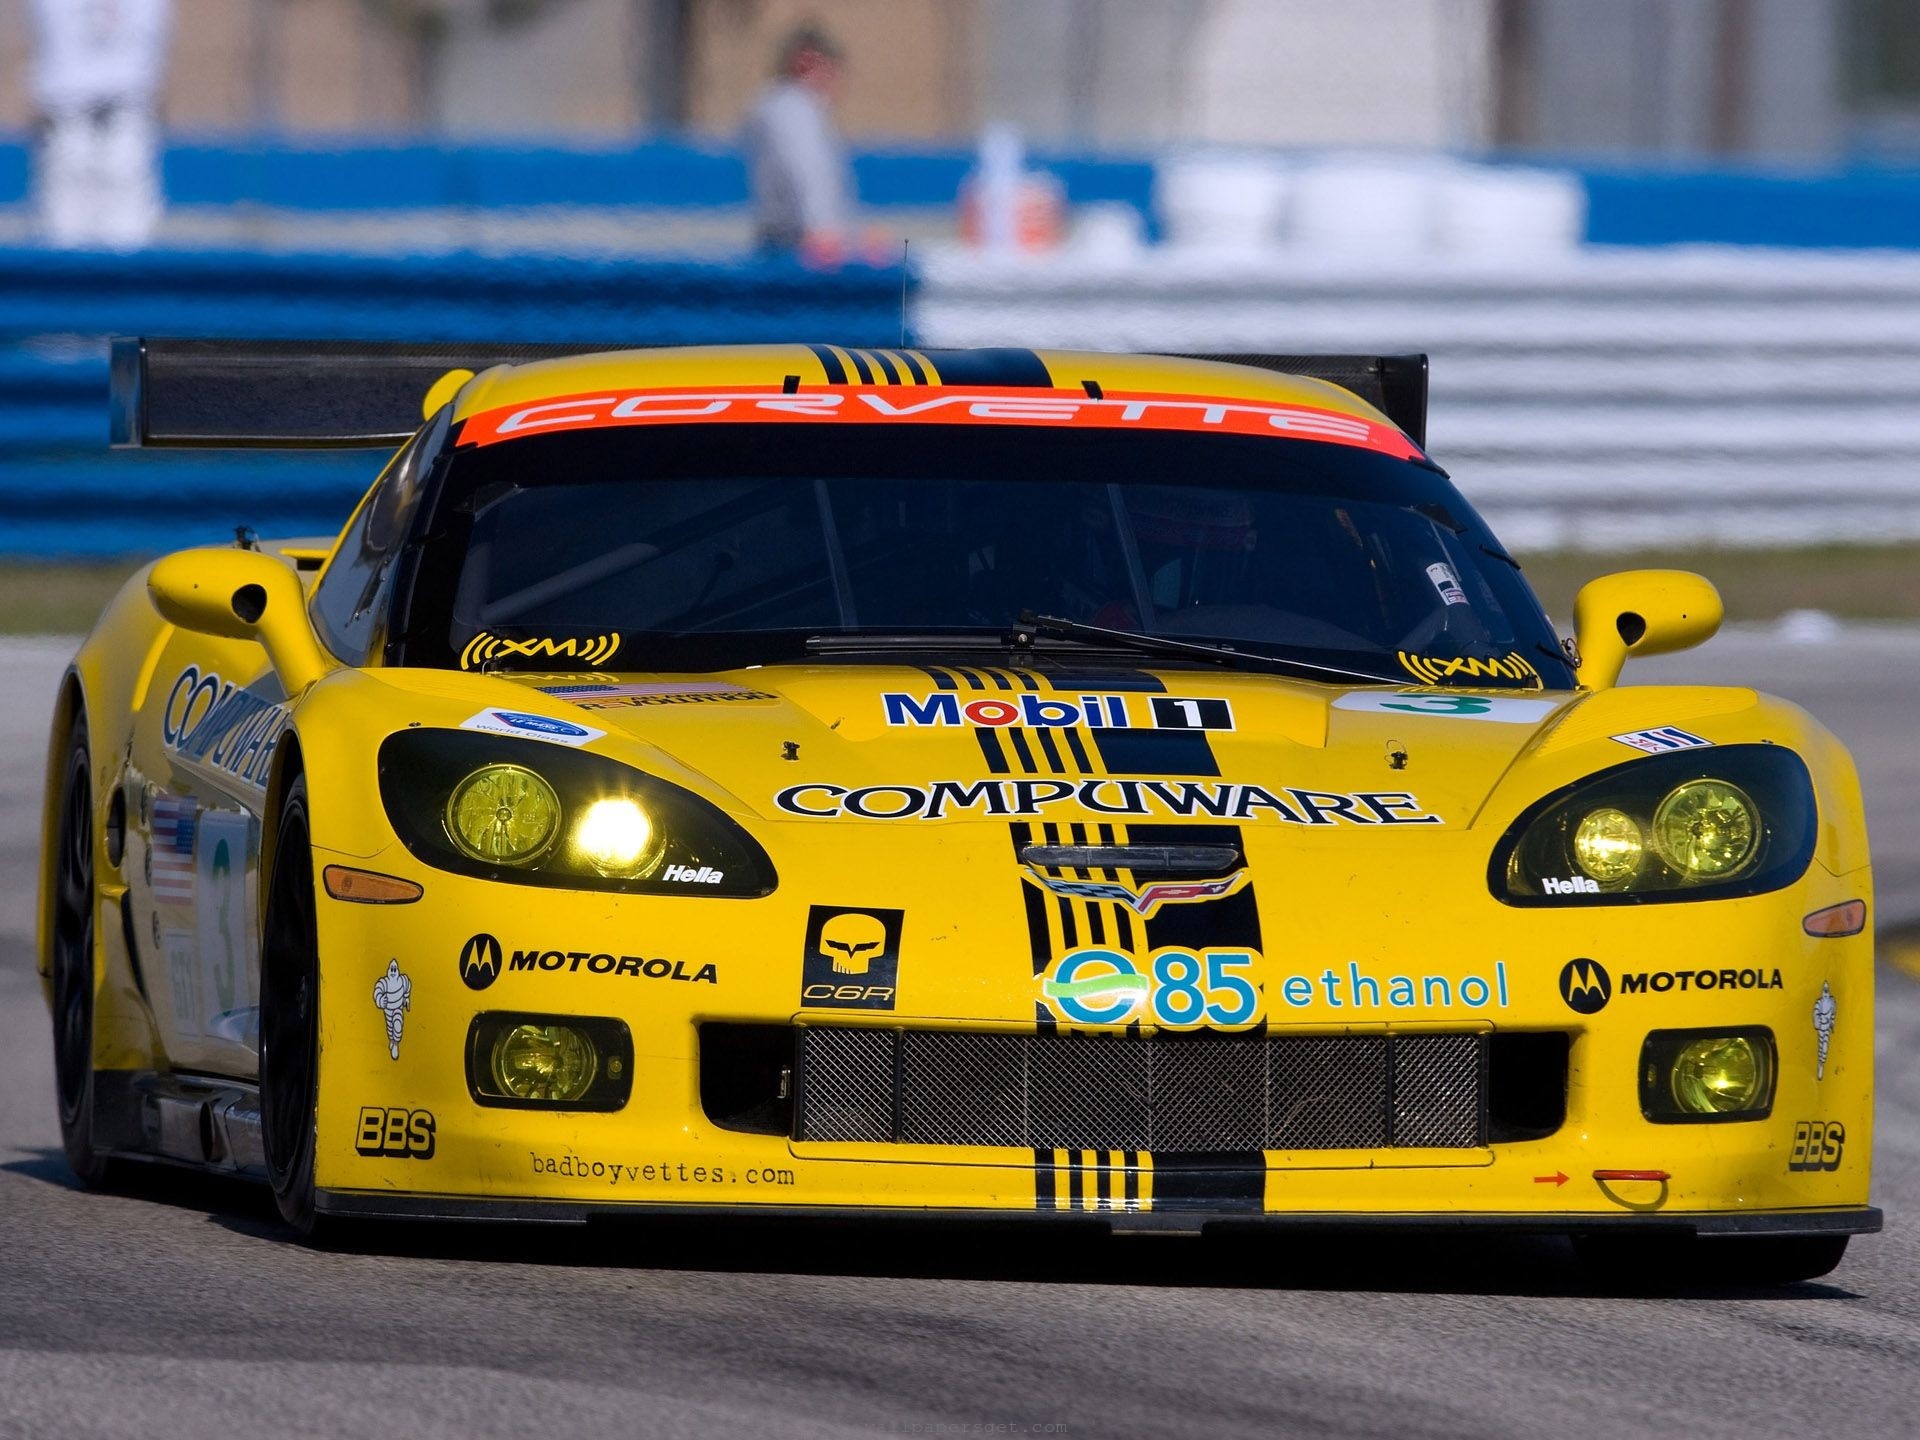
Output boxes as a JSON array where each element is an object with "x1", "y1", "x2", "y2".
[{"x1": 459, "y1": 385, "x2": 1423, "y2": 461}]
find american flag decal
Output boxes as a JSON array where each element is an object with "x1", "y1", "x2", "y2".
[{"x1": 150, "y1": 794, "x2": 196, "y2": 904}]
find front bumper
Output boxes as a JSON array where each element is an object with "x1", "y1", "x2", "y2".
[{"x1": 314, "y1": 1188, "x2": 1882, "y2": 1240}]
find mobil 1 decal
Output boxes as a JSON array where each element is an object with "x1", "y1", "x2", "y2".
[{"x1": 914, "y1": 664, "x2": 1225, "y2": 782}]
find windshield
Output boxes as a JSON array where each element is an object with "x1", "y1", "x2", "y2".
[{"x1": 399, "y1": 423, "x2": 1572, "y2": 688}]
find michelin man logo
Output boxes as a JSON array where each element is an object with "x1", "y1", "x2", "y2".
[
  {"x1": 373, "y1": 959, "x2": 412, "y2": 1061},
  {"x1": 1813, "y1": 980, "x2": 1837, "y2": 1079}
]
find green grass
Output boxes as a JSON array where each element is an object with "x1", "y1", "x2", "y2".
[
  {"x1": 5, "y1": 544, "x2": 1920, "y2": 636},
  {"x1": 1516, "y1": 544, "x2": 1920, "y2": 625},
  {"x1": 0, "y1": 561, "x2": 145, "y2": 635}
]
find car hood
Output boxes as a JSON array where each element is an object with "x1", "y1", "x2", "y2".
[{"x1": 440, "y1": 661, "x2": 1696, "y2": 831}]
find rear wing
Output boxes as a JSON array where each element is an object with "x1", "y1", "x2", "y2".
[
  {"x1": 110, "y1": 339, "x2": 1429, "y2": 450},
  {"x1": 1170, "y1": 353, "x2": 1427, "y2": 448}
]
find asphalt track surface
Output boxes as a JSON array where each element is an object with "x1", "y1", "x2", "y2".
[{"x1": 2, "y1": 628, "x2": 1917, "y2": 1440}]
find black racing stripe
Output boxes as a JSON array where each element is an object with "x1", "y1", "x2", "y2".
[
  {"x1": 1034, "y1": 1147, "x2": 1056, "y2": 1210},
  {"x1": 1061, "y1": 726, "x2": 1093, "y2": 772},
  {"x1": 957, "y1": 668, "x2": 987, "y2": 691},
  {"x1": 843, "y1": 347, "x2": 874, "y2": 383},
  {"x1": 895, "y1": 349, "x2": 929, "y2": 384},
  {"x1": 1148, "y1": 1152, "x2": 1265, "y2": 1213},
  {"x1": 1034, "y1": 727, "x2": 1065, "y2": 773},
  {"x1": 987, "y1": 668, "x2": 1013, "y2": 691},
  {"x1": 1007, "y1": 728, "x2": 1038, "y2": 773},
  {"x1": 865, "y1": 349, "x2": 901, "y2": 384},
  {"x1": 1084, "y1": 672, "x2": 1221, "y2": 778},
  {"x1": 1123, "y1": 1150, "x2": 1140, "y2": 1209},
  {"x1": 1056, "y1": 894, "x2": 1078, "y2": 949},
  {"x1": 1085, "y1": 901, "x2": 1107, "y2": 947},
  {"x1": 916, "y1": 347, "x2": 1054, "y2": 388},
  {"x1": 920, "y1": 665, "x2": 958, "y2": 692},
  {"x1": 1066, "y1": 1152, "x2": 1085, "y2": 1211},
  {"x1": 978, "y1": 727, "x2": 1009, "y2": 774},
  {"x1": 1012, "y1": 668, "x2": 1040, "y2": 691},
  {"x1": 806, "y1": 344, "x2": 849, "y2": 384}
]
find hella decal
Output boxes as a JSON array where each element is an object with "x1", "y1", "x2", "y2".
[
  {"x1": 458, "y1": 708, "x2": 605, "y2": 747},
  {"x1": 884, "y1": 692, "x2": 1232, "y2": 731},
  {"x1": 774, "y1": 779, "x2": 1438, "y2": 825}
]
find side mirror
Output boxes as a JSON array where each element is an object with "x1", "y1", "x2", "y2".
[
  {"x1": 148, "y1": 548, "x2": 333, "y2": 697},
  {"x1": 1572, "y1": 569, "x2": 1722, "y2": 690}
]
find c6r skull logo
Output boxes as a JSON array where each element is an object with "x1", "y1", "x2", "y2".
[
  {"x1": 820, "y1": 912, "x2": 888, "y2": 974},
  {"x1": 801, "y1": 906, "x2": 903, "y2": 1010}
]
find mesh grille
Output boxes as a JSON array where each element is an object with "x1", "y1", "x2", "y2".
[{"x1": 794, "y1": 1029, "x2": 1486, "y2": 1151}]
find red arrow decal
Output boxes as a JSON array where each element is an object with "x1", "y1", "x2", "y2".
[{"x1": 1533, "y1": 1171, "x2": 1569, "y2": 1186}]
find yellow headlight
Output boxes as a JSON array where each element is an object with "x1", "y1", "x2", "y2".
[
  {"x1": 491, "y1": 1023, "x2": 597, "y2": 1102},
  {"x1": 1669, "y1": 1035, "x2": 1768, "y2": 1114},
  {"x1": 1652, "y1": 778, "x2": 1758, "y2": 879},
  {"x1": 572, "y1": 796, "x2": 661, "y2": 877},
  {"x1": 1572, "y1": 806, "x2": 1644, "y2": 885},
  {"x1": 445, "y1": 764, "x2": 561, "y2": 865}
]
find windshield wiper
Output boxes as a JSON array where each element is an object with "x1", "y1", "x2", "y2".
[{"x1": 1015, "y1": 611, "x2": 1394, "y2": 684}]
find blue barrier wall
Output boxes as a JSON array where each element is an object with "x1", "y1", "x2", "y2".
[
  {"x1": 0, "y1": 137, "x2": 1159, "y2": 216},
  {"x1": 9, "y1": 136, "x2": 1920, "y2": 248},
  {"x1": 0, "y1": 249, "x2": 914, "y2": 558}
]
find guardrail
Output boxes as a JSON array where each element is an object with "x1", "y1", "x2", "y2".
[
  {"x1": 918, "y1": 248, "x2": 1920, "y2": 551},
  {"x1": 0, "y1": 248, "x2": 912, "y2": 558}
]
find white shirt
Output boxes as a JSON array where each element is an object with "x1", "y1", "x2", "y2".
[
  {"x1": 743, "y1": 79, "x2": 853, "y2": 242},
  {"x1": 30, "y1": 0, "x2": 173, "y2": 115}
]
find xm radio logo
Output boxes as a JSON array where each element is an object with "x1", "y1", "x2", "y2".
[
  {"x1": 460, "y1": 933, "x2": 503, "y2": 991},
  {"x1": 1558, "y1": 958, "x2": 1612, "y2": 1015},
  {"x1": 459, "y1": 632, "x2": 623, "y2": 670},
  {"x1": 1026, "y1": 871, "x2": 1246, "y2": 916},
  {"x1": 1395, "y1": 650, "x2": 1542, "y2": 687}
]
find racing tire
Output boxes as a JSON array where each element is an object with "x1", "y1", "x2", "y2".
[
  {"x1": 260, "y1": 774, "x2": 326, "y2": 1239},
  {"x1": 1574, "y1": 1232, "x2": 1849, "y2": 1287},
  {"x1": 50, "y1": 713, "x2": 113, "y2": 1185}
]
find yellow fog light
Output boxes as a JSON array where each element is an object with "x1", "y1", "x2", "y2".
[
  {"x1": 1670, "y1": 1035, "x2": 1768, "y2": 1115},
  {"x1": 1652, "y1": 778, "x2": 1758, "y2": 880},
  {"x1": 1572, "y1": 806, "x2": 1644, "y2": 885},
  {"x1": 572, "y1": 796, "x2": 661, "y2": 877},
  {"x1": 445, "y1": 764, "x2": 560, "y2": 866},
  {"x1": 491, "y1": 1023, "x2": 597, "y2": 1102}
]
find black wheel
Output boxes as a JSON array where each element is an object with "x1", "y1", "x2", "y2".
[
  {"x1": 1574, "y1": 1232, "x2": 1849, "y2": 1287},
  {"x1": 50, "y1": 713, "x2": 112, "y2": 1184},
  {"x1": 260, "y1": 774, "x2": 323, "y2": 1236}
]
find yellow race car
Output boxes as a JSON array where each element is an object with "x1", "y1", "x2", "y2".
[{"x1": 42, "y1": 339, "x2": 1876, "y2": 1278}]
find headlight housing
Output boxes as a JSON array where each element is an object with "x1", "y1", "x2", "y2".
[
  {"x1": 1639, "y1": 1027, "x2": 1776, "y2": 1123},
  {"x1": 379, "y1": 729, "x2": 776, "y2": 896},
  {"x1": 1492, "y1": 744, "x2": 1816, "y2": 906}
]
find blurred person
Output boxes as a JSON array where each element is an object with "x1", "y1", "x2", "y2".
[
  {"x1": 743, "y1": 22, "x2": 865, "y2": 264},
  {"x1": 28, "y1": 0, "x2": 172, "y2": 250}
]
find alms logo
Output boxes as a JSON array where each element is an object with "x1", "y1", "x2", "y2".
[
  {"x1": 459, "y1": 708, "x2": 604, "y2": 747},
  {"x1": 459, "y1": 632, "x2": 622, "y2": 670},
  {"x1": 1027, "y1": 871, "x2": 1245, "y2": 916},
  {"x1": 1558, "y1": 958, "x2": 1612, "y2": 1015},
  {"x1": 460, "y1": 932, "x2": 503, "y2": 991},
  {"x1": 883, "y1": 692, "x2": 1232, "y2": 731}
]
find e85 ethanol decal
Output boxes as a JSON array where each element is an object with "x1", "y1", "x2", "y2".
[{"x1": 1041, "y1": 948, "x2": 1260, "y2": 1028}]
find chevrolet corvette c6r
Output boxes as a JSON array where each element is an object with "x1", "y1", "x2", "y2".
[{"x1": 39, "y1": 340, "x2": 1877, "y2": 1278}]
